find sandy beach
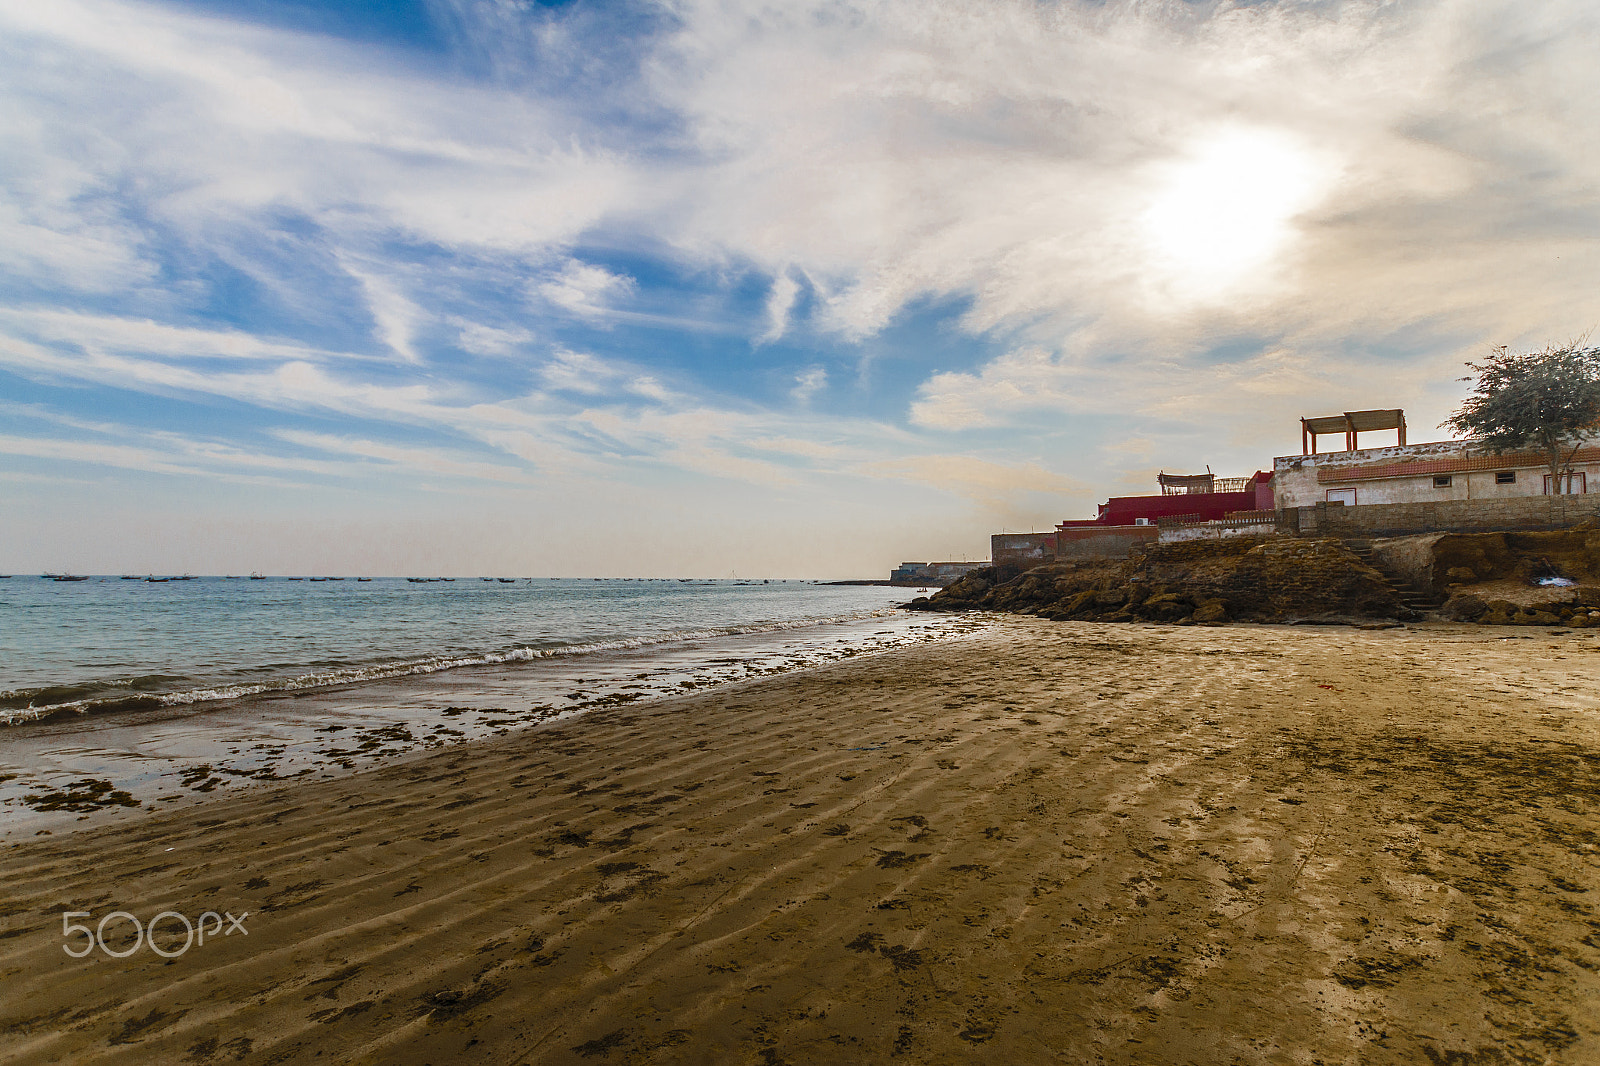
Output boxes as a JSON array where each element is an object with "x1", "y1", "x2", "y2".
[{"x1": 2, "y1": 617, "x2": 1597, "y2": 1065}]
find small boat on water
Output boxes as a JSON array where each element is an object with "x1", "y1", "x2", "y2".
[
  {"x1": 356, "y1": 577, "x2": 372, "y2": 582},
  {"x1": 498, "y1": 578, "x2": 516, "y2": 583},
  {"x1": 309, "y1": 577, "x2": 329, "y2": 582},
  {"x1": 53, "y1": 574, "x2": 90, "y2": 582},
  {"x1": 0, "y1": 575, "x2": 12, "y2": 579}
]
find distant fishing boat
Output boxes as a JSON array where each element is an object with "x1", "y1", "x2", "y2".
[
  {"x1": 0, "y1": 574, "x2": 12, "y2": 579},
  {"x1": 147, "y1": 576, "x2": 171, "y2": 582},
  {"x1": 310, "y1": 577, "x2": 329, "y2": 582},
  {"x1": 356, "y1": 577, "x2": 372, "y2": 582},
  {"x1": 53, "y1": 574, "x2": 90, "y2": 582},
  {"x1": 249, "y1": 572, "x2": 265, "y2": 580},
  {"x1": 120, "y1": 575, "x2": 144, "y2": 580},
  {"x1": 498, "y1": 578, "x2": 516, "y2": 583},
  {"x1": 287, "y1": 577, "x2": 305, "y2": 581}
]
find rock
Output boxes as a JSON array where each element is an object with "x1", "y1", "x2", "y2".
[
  {"x1": 906, "y1": 538, "x2": 1403, "y2": 624},
  {"x1": 1445, "y1": 566, "x2": 1478, "y2": 583},
  {"x1": 1514, "y1": 610, "x2": 1562, "y2": 626},
  {"x1": 1438, "y1": 592, "x2": 1488, "y2": 622},
  {"x1": 1062, "y1": 590, "x2": 1100, "y2": 617},
  {"x1": 1140, "y1": 593, "x2": 1193, "y2": 622}
]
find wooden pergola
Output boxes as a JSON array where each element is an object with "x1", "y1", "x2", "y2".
[{"x1": 1300, "y1": 409, "x2": 1406, "y2": 455}]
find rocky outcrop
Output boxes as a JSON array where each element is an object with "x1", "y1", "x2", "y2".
[
  {"x1": 906, "y1": 535, "x2": 1404, "y2": 624},
  {"x1": 1438, "y1": 586, "x2": 1600, "y2": 627},
  {"x1": 1401, "y1": 522, "x2": 1600, "y2": 593},
  {"x1": 1396, "y1": 520, "x2": 1600, "y2": 625}
]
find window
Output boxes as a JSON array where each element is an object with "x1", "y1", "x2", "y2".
[
  {"x1": 1434, "y1": 475, "x2": 1452, "y2": 488},
  {"x1": 1325, "y1": 488, "x2": 1356, "y2": 506},
  {"x1": 1544, "y1": 472, "x2": 1588, "y2": 495},
  {"x1": 1495, "y1": 471, "x2": 1516, "y2": 484}
]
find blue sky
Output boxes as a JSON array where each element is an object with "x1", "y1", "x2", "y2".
[{"x1": 2, "y1": 0, "x2": 1599, "y2": 575}]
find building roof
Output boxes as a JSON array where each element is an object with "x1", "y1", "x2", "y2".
[
  {"x1": 1317, "y1": 445, "x2": 1600, "y2": 483},
  {"x1": 1313, "y1": 409, "x2": 1405, "y2": 434}
]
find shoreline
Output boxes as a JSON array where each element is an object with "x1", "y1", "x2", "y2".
[
  {"x1": 0, "y1": 610, "x2": 981, "y2": 840},
  {"x1": 0, "y1": 595, "x2": 927, "y2": 727},
  {"x1": 1, "y1": 617, "x2": 1596, "y2": 1064}
]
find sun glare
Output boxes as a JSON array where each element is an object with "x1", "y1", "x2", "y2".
[{"x1": 1140, "y1": 127, "x2": 1326, "y2": 301}]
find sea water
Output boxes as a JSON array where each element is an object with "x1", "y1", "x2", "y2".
[
  {"x1": 0, "y1": 576, "x2": 922, "y2": 724},
  {"x1": 0, "y1": 576, "x2": 969, "y2": 832}
]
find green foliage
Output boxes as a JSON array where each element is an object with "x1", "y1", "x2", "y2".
[{"x1": 1444, "y1": 343, "x2": 1600, "y2": 492}]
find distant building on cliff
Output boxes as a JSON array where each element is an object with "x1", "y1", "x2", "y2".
[
  {"x1": 988, "y1": 406, "x2": 1600, "y2": 572},
  {"x1": 889, "y1": 561, "x2": 989, "y2": 586},
  {"x1": 1274, "y1": 409, "x2": 1598, "y2": 507},
  {"x1": 992, "y1": 468, "x2": 1274, "y2": 567}
]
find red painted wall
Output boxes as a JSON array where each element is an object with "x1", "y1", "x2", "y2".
[{"x1": 1057, "y1": 472, "x2": 1274, "y2": 528}]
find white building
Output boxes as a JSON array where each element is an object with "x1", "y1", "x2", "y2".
[{"x1": 1273, "y1": 409, "x2": 1598, "y2": 509}]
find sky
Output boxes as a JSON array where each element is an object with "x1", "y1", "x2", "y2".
[{"x1": 2, "y1": 0, "x2": 1598, "y2": 576}]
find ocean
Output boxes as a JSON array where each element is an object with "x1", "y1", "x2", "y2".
[
  {"x1": 0, "y1": 575, "x2": 972, "y2": 834},
  {"x1": 0, "y1": 576, "x2": 927, "y2": 724}
]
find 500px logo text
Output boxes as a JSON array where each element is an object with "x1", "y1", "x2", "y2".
[{"x1": 62, "y1": 910, "x2": 249, "y2": 958}]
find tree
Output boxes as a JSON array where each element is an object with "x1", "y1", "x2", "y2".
[{"x1": 1444, "y1": 342, "x2": 1600, "y2": 494}]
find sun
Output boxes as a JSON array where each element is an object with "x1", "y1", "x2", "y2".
[{"x1": 1140, "y1": 126, "x2": 1328, "y2": 301}]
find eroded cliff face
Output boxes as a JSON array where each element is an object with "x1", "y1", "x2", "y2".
[
  {"x1": 1426, "y1": 523, "x2": 1600, "y2": 626},
  {"x1": 907, "y1": 536, "x2": 1403, "y2": 624}
]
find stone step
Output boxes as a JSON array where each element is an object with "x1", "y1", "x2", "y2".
[{"x1": 1339, "y1": 539, "x2": 1442, "y2": 610}]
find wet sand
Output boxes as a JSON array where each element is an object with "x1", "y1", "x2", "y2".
[
  {"x1": 1, "y1": 618, "x2": 1597, "y2": 1064},
  {"x1": 0, "y1": 611, "x2": 967, "y2": 840}
]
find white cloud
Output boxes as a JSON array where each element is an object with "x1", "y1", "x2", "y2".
[
  {"x1": 0, "y1": 308, "x2": 356, "y2": 364},
  {"x1": 533, "y1": 259, "x2": 637, "y2": 319},
  {"x1": 790, "y1": 365, "x2": 827, "y2": 405},
  {"x1": 340, "y1": 261, "x2": 427, "y2": 363},
  {"x1": 452, "y1": 320, "x2": 533, "y2": 357},
  {"x1": 8, "y1": 0, "x2": 1600, "y2": 572},
  {"x1": 760, "y1": 272, "x2": 800, "y2": 343},
  {"x1": 273, "y1": 429, "x2": 529, "y2": 483},
  {"x1": 539, "y1": 348, "x2": 619, "y2": 394},
  {"x1": 861, "y1": 454, "x2": 1078, "y2": 511},
  {"x1": 641, "y1": 0, "x2": 1600, "y2": 353}
]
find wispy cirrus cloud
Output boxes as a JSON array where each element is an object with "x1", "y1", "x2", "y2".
[{"x1": 6, "y1": 0, "x2": 1600, "y2": 572}]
